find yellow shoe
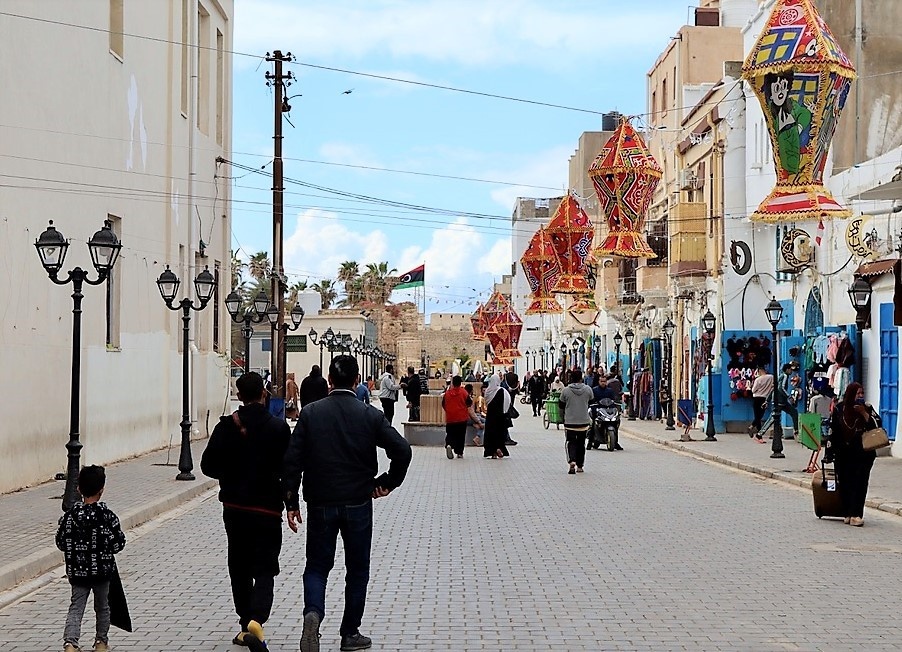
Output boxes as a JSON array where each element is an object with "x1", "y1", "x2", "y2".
[
  {"x1": 93, "y1": 642, "x2": 109, "y2": 652},
  {"x1": 246, "y1": 621, "x2": 267, "y2": 651}
]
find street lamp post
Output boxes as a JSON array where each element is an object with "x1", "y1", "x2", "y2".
[
  {"x1": 571, "y1": 341, "x2": 579, "y2": 370},
  {"x1": 225, "y1": 289, "x2": 270, "y2": 373},
  {"x1": 35, "y1": 220, "x2": 122, "y2": 510},
  {"x1": 267, "y1": 302, "x2": 304, "y2": 410},
  {"x1": 308, "y1": 328, "x2": 325, "y2": 368},
  {"x1": 559, "y1": 342, "x2": 567, "y2": 371},
  {"x1": 663, "y1": 318, "x2": 676, "y2": 431},
  {"x1": 848, "y1": 275, "x2": 872, "y2": 386},
  {"x1": 613, "y1": 331, "x2": 623, "y2": 383},
  {"x1": 625, "y1": 328, "x2": 636, "y2": 421},
  {"x1": 765, "y1": 298, "x2": 785, "y2": 458},
  {"x1": 701, "y1": 310, "x2": 717, "y2": 442},
  {"x1": 157, "y1": 264, "x2": 216, "y2": 480}
]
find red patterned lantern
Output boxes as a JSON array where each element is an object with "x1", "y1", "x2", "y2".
[
  {"x1": 520, "y1": 226, "x2": 563, "y2": 314},
  {"x1": 546, "y1": 195, "x2": 593, "y2": 294}
]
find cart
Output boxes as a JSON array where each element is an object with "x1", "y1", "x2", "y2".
[{"x1": 543, "y1": 394, "x2": 563, "y2": 430}]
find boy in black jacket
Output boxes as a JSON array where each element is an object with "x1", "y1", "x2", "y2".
[
  {"x1": 56, "y1": 465, "x2": 126, "y2": 652},
  {"x1": 201, "y1": 372, "x2": 291, "y2": 651}
]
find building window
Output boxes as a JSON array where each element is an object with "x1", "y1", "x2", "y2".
[
  {"x1": 213, "y1": 261, "x2": 221, "y2": 352},
  {"x1": 651, "y1": 91, "x2": 657, "y2": 121},
  {"x1": 196, "y1": 4, "x2": 210, "y2": 133},
  {"x1": 662, "y1": 77, "x2": 667, "y2": 114},
  {"x1": 109, "y1": 0, "x2": 124, "y2": 58},
  {"x1": 646, "y1": 220, "x2": 668, "y2": 266},
  {"x1": 215, "y1": 29, "x2": 224, "y2": 145},
  {"x1": 286, "y1": 335, "x2": 307, "y2": 353},
  {"x1": 180, "y1": 0, "x2": 189, "y2": 116},
  {"x1": 105, "y1": 215, "x2": 122, "y2": 348},
  {"x1": 618, "y1": 258, "x2": 639, "y2": 303},
  {"x1": 262, "y1": 339, "x2": 272, "y2": 352}
]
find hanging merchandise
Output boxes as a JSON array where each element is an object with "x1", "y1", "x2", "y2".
[
  {"x1": 520, "y1": 226, "x2": 564, "y2": 314},
  {"x1": 741, "y1": 0, "x2": 856, "y2": 222},
  {"x1": 546, "y1": 194, "x2": 594, "y2": 294},
  {"x1": 589, "y1": 118, "x2": 662, "y2": 258},
  {"x1": 724, "y1": 334, "x2": 774, "y2": 399}
]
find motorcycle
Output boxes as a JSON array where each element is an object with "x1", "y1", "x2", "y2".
[{"x1": 588, "y1": 398, "x2": 621, "y2": 451}]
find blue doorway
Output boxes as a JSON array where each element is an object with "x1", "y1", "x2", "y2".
[{"x1": 879, "y1": 303, "x2": 898, "y2": 441}]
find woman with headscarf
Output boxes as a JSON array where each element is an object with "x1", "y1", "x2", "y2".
[
  {"x1": 828, "y1": 382, "x2": 880, "y2": 526},
  {"x1": 482, "y1": 374, "x2": 511, "y2": 459}
]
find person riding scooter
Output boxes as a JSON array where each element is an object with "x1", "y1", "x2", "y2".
[{"x1": 590, "y1": 378, "x2": 624, "y2": 450}]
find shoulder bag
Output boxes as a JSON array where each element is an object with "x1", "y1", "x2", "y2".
[{"x1": 862, "y1": 425, "x2": 890, "y2": 451}]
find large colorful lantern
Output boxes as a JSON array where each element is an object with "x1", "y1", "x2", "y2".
[
  {"x1": 470, "y1": 306, "x2": 487, "y2": 341},
  {"x1": 491, "y1": 305, "x2": 523, "y2": 360},
  {"x1": 520, "y1": 226, "x2": 564, "y2": 314},
  {"x1": 589, "y1": 118, "x2": 661, "y2": 258},
  {"x1": 546, "y1": 195, "x2": 593, "y2": 294},
  {"x1": 742, "y1": 0, "x2": 856, "y2": 222}
]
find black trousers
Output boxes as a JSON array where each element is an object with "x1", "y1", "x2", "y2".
[
  {"x1": 565, "y1": 427, "x2": 588, "y2": 469},
  {"x1": 380, "y1": 398, "x2": 395, "y2": 424},
  {"x1": 752, "y1": 397, "x2": 767, "y2": 430},
  {"x1": 223, "y1": 508, "x2": 282, "y2": 629},
  {"x1": 835, "y1": 448, "x2": 876, "y2": 518},
  {"x1": 408, "y1": 402, "x2": 420, "y2": 422},
  {"x1": 445, "y1": 422, "x2": 467, "y2": 456},
  {"x1": 530, "y1": 395, "x2": 542, "y2": 416}
]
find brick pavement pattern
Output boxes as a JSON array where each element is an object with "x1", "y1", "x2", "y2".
[{"x1": 3, "y1": 414, "x2": 902, "y2": 650}]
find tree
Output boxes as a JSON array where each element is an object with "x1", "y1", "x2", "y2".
[
  {"x1": 229, "y1": 249, "x2": 245, "y2": 290},
  {"x1": 286, "y1": 279, "x2": 308, "y2": 311},
  {"x1": 362, "y1": 261, "x2": 397, "y2": 305},
  {"x1": 312, "y1": 279, "x2": 337, "y2": 310},
  {"x1": 337, "y1": 260, "x2": 363, "y2": 306},
  {"x1": 248, "y1": 251, "x2": 271, "y2": 281}
]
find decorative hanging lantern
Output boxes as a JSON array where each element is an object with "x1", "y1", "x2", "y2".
[
  {"x1": 590, "y1": 118, "x2": 661, "y2": 258},
  {"x1": 470, "y1": 306, "x2": 487, "y2": 341},
  {"x1": 491, "y1": 305, "x2": 523, "y2": 360},
  {"x1": 520, "y1": 226, "x2": 564, "y2": 314},
  {"x1": 568, "y1": 255, "x2": 600, "y2": 316},
  {"x1": 546, "y1": 195, "x2": 593, "y2": 294},
  {"x1": 742, "y1": 0, "x2": 856, "y2": 222}
]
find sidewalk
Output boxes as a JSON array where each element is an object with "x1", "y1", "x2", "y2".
[
  {"x1": 0, "y1": 439, "x2": 216, "y2": 593},
  {"x1": 619, "y1": 417, "x2": 902, "y2": 516}
]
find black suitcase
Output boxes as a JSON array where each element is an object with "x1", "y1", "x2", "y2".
[{"x1": 812, "y1": 463, "x2": 844, "y2": 518}]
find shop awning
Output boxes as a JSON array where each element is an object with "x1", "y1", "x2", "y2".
[
  {"x1": 853, "y1": 178, "x2": 902, "y2": 202},
  {"x1": 855, "y1": 258, "x2": 899, "y2": 278}
]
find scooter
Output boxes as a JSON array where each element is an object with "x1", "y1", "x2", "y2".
[{"x1": 588, "y1": 398, "x2": 621, "y2": 451}]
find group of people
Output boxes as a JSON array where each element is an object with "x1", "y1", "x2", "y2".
[{"x1": 58, "y1": 358, "x2": 412, "y2": 652}]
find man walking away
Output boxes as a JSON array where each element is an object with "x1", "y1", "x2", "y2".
[
  {"x1": 559, "y1": 369, "x2": 593, "y2": 474},
  {"x1": 527, "y1": 370, "x2": 546, "y2": 417},
  {"x1": 378, "y1": 364, "x2": 402, "y2": 425},
  {"x1": 442, "y1": 375, "x2": 470, "y2": 459},
  {"x1": 401, "y1": 366, "x2": 423, "y2": 421},
  {"x1": 284, "y1": 355, "x2": 412, "y2": 652},
  {"x1": 300, "y1": 365, "x2": 329, "y2": 407},
  {"x1": 201, "y1": 372, "x2": 291, "y2": 651},
  {"x1": 750, "y1": 366, "x2": 773, "y2": 442}
]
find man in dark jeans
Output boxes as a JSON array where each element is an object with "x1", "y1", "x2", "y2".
[
  {"x1": 283, "y1": 355, "x2": 412, "y2": 652},
  {"x1": 201, "y1": 372, "x2": 291, "y2": 651},
  {"x1": 401, "y1": 366, "x2": 423, "y2": 421}
]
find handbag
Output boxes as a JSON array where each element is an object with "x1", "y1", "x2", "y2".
[
  {"x1": 862, "y1": 426, "x2": 890, "y2": 451},
  {"x1": 507, "y1": 404, "x2": 520, "y2": 419}
]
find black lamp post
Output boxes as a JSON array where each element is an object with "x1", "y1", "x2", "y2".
[
  {"x1": 765, "y1": 298, "x2": 785, "y2": 458},
  {"x1": 157, "y1": 264, "x2": 216, "y2": 480},
  {"x1": 613, "y1": 330, "x2": 623, "y2": 382},
  {"x1": 225, "y1": 289, "x2": 270, "y2": 373},
  {"x1": 571, "y1": 340, "x2": 579, "y2": 370},
  {"x1": 35, "y1": 220, "x2": 122, "y2": 510},
  {"x1": 524, "y1": 348, "x2": 531, "y2": 372},
  {"x1": 309, "y1": 328, "x2": 325, "y2": 368},
  {"x1": 593, "y1": 338, "x2": 602, "y2": 369},
  {"x1": 267, "y1": 302, "x2": 304, "y2": 403},
  {"x1": 848, "y1": 275, "x2": 872, "y2": 386},
  {"x1": 663, "y1": 318, "x2": 676, "y2": 431},
  {"x1": 701, "y1": 310, "x2": 718, "y2": 442},
  {"x1": 625, "y1": 328, "x2": 636, "y2": 420},
  {"x1": 559, "y1": 342, "x2": 567, "y2": 370}
]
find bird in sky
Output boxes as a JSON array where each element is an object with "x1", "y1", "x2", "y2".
[{"x1": 342, "y1": 89, "x2": 354, "y2": 95}]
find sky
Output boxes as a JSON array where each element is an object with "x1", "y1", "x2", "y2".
[{"x1": 229, "y1": 0, "x2": 695, "y2": 316}]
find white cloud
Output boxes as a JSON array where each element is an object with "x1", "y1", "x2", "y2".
[
  {"x1": 395, "y1": 217, "x2": 484, "y2": 285},
  {"x1": 487, "y1": 144, "x2": 571, "y2": 210},
  {"x1": 477, "y1": 237, "x2": 513, "y2": 278},
  {"x1": 234, "y1": 1, "x2": 686, "y2": 70}
]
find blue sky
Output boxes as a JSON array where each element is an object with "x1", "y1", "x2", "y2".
[{"x1": 229, "y1": 0, "x2": 693, "y2": 315}]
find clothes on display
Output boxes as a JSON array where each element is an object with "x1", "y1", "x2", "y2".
[
  {"x1": 801, "y1": 331, "x2": 855, "y2": 399},
  {"x1": 724, "y1": 334, "x2": 773, "y2": 400}
]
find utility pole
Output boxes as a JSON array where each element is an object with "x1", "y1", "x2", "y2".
[{"x1": 265, "y1": 50, "x2": 293, "y2": 412}]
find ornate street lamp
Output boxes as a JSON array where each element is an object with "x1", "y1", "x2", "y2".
[
  {"x1": 765, "y1": 298, "x2": 785, "y2": 458},
  {"x1": 225, "y1": 289, "x2": 270, "y2": 373},
  {"x1": 701, "y1": 310, "x2": 717, "y2": 442},
  {"x1": 324, "y1": 327, "x2": 336, "y2": 362},
  {"x1": 613, "y1": 330, "x2": 623, "y2": 382},
  {"x1": 624, "y1": 328, "x2": 636, "y2": 421},
  {"x1": 266, "y1": 301, "x2": 304, "y2": 413},
  {"x1": 662, "y1": 318, "x2": 676, "y2": 431},
  {"x1": 157, "y1": 264, "x2": 216, "y2": 480},
  {"x1": 559, "y1": 342, "x2": 567, "y2": 370},
  {"x1": 35, "y1": 220, "x2": 122, "y2": 510},
  {"x1": 848, "y1": 275, "x2": 872, "y2": 386}
]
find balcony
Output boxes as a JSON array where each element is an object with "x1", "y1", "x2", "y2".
[
  {"x1": 669, "y1": 202, "x2": 708, "y2": 276},
  {"x1": 637, "y1": 263, "x2": 668, "y2": 295}
]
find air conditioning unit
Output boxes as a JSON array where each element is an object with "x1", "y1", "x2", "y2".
[{"x1": 679, "y1": 168, "x2": 699, "y2": 191}]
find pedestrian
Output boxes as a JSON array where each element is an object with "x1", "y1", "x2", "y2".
[
  {"x1": 827, "y1": 383, "x2": 880, "y2": 527},
  {"x1": 442, "y1": 375, "x2": 470, "y2": 459},
  {"x1": 286, "y1": 372, "x2": 300, "y2": 420},
  {"x1": 593, "y1": 377, "x2": 624, "y2": 450},
  {"x1": 749, "y1": 366, "x2": 773, "y2": 441},
  {"x1": 482, "y1": 374, "x2": 511, "y2": 459},
  {"x1": 300, "y1": 365, "x2": 329, "y2": 408},
  {"x1": 559, "y1": 369, "x2": 593, "y2": 474},
  {"x1": 606, "y1": 373, "x2": 623, "y2": 397},
  {"x1": 527, "y1": 369, "x2": 547, "y2": 417},
  {"x1": 377, "y1": 363, "x2": 402, "y2": 425},
  {"x1": 56, "y1": 465, "x2": 127, "y2": 652},
  {"x1": 355, "y1": 373, "x2": 371, "y2": 403},
  {"x1": 549, "y1": 374, "x2": 565, "y2": 394},
  {"x1": 401, "y1": 366, "x2": 423, "y2": 421},
  {"x1": 283, "y1": 355, "x2": 412, "y2": 652},
  {"x1": 200, "y1": 371, "x2": 291, "y2": 651},
  {"x1": 464, "y1": 383, "x2": 485, "y2": 446}
]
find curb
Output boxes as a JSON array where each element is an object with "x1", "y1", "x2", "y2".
[
  {"x1": 620, "y1": 427, "x2": 902, "y2": 519},
  {"x1": 0, "y1": 479, "x2": 217, "y2": 594}
]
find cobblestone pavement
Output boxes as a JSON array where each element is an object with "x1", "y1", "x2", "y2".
[{"x1": 3, "y1": 413, "x2": 902, "y2": 651}]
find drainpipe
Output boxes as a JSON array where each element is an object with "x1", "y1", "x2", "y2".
[{"x1": 854, "y1": 0, "x2": 863, "y2": 165}]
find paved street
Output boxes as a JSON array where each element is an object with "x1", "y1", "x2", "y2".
[{"x1": 3, "y1": 412, "x2": 902, "y2": 651}]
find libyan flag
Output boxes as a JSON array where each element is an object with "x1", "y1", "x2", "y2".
[{"x1": 394, "y1": 264, "x2": 425, "y2": 290}]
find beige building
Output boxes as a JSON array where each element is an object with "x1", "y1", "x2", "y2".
[{"x1": 0, "y1": 1, "x2": 234, "y2": 492}]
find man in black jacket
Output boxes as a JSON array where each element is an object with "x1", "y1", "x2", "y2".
[
  {"x1": 284, "y1": 355, "x2": 412, "y2": 652},
  {"x1": 299, "y1": 365, "x2": 329, "y2": 407},
  {"x1": 201, "y1": 372, "x2": 291, "y2": 652},
  {"x1": 401, "y1": 366, "x2": 423, "y2": 421}
]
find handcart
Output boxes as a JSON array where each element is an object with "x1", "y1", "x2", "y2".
[{"x1": 543, "y1": 393, "x2": 563, "y2": 430}]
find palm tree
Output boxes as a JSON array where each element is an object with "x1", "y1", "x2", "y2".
[
  {"x1": 286, "y1": 279, "x2": 308, "y2": 311},
  {"x1": 337, "y1": 260, "x2": 361, "y2": 306},
  {"x1": 363, "y1": 261, "x2": 397, "y2": 305},
  {"x1": 229, "y1": 249, "x2": 245, "y2": 290},
  {"x1": 312, "y1": 279, "x2": 337, "y2": 310},
  {"x1": 248, "y1": 251, "x2": 271, "y2": 281}
]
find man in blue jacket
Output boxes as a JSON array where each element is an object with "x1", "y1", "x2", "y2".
[{"x1": 284, "y1": 355, "x2": 412, "y2": 652}]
